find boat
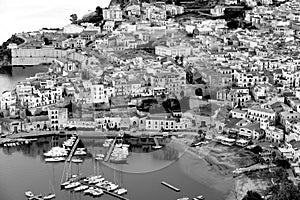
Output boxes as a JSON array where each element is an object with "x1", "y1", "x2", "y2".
[
  {"x1": 43, "y1": 193, "x2": 55, "y2": 200},
  {"x1": 45, "y1": 157, "x2": 65, "y2": 162},
  {"x1": 83, "y1": 187, "x2": 94, "y2": 195},
  {"x1": 60, "y1": 181, "x2": 70, "y2": 188},
  {"x1": 177, "y1": 198, "x2": 189, "y2": 200},
  {"x1": 107, "y1": 183, "x2": 119, "y2": 192},
  {"x1": 74, "y1": 150, "x2": 87, "y2": 156},
  {"x1": 28, "y1": 194, "x2": 43, "y2": 200},
  {"x1": 91, "y1": 188, "x2": 103, "y2": 197},
  {"x1": 71, "y1": 158, "x2": 83, "y2": 163},
  {"x1": 95, "y1": 156, "x2": 103, "y2": 161},
  {"x1": 65, "y1": 182, "x2": 81, "y2": 189},
  {"x1": 197, "y1": 195, "x2": 205, "y2": 200},
  {"x1": 115, "y1": 188, "x2": 127, "y2": 195},
  {"x1": 73, "y1": 185, "x2": 89, "y2": 192},
  {"x1": 25, "y1": 191, "x2": 35, "y2": 198}
]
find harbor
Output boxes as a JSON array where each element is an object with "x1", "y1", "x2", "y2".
[{"x1": 0, "y1": 135, "x2": 228, "y2": 200}]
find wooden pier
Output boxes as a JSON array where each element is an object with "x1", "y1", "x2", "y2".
[
  {"x1": 161, "y1": 181, "x2": 180, "y2": 192},
  {"x1": 104, "y1": 138, "x2": 116, "y2": 162}
]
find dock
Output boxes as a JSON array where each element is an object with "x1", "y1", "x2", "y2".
[
  {"x1": 66, "y1": 137, "x2": 80, "y2": 162},
  {"x1": 161, "y1": 181, "x2": 180, "y2": 192},
  {"x1": 104, "y1": 138, "x2": 117, "y2": 162},
  {"x1": 81, "y1": 182, "x2": 129, "y2": 200}
]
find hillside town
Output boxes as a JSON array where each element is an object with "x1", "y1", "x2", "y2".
[{"x1": 2, "y1": 0, "x2": 300, "y2": 199}]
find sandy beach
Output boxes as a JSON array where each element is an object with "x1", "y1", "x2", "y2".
[{"x1": 171, "y1": 137, "x2": 260, "y2": 199}]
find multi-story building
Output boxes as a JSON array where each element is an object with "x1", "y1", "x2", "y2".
[
  {"x1": 265, "y1": 126, "x2": 284, "y2": 143},
  {"x1": 246, "y1": 106, "x2": 276, "y2": 124},
  {"x1": 103, "y1": 5, "x2": 123, "y2": 21},
  {"x1": 155, "y1": 45, "x2": 192, "y2": 57},
  {"x1": 145, "y1": 114, "x2": 192, "y2": 131},
  {"x1": 91, "y1": 82, "x2": 115, "y2": 103},
  {"x1": 48, "y1": 107, "x2": 68, "y2": 130}
]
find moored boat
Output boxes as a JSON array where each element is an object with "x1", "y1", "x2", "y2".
[
  {"x1": 43, "y1": 193, "x2": 55, "y2": 200},
  {"x1": 25, "y1": 191, "x2": 35, "y2": 198}
]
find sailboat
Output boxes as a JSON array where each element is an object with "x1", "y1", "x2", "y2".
[{"x1": 43, "y1": 180, "x2": 56, "y2": 199}]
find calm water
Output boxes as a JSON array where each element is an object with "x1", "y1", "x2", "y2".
[
  {"x1": 0, "y1": 136, "x2": 230, "y2": 200},
  {"x1": 0, "y1": 66, "x2": 49, "y2": 95}
]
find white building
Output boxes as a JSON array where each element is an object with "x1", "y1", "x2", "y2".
[
  {"x1": 155, "y1": 45, "x2": 192, "y2": 57},
  {"x1": 63, "y1": 24, "x2": 84, "y2": 34},
  {"x1": 265, "y1": 126, "x2": 284, "y2": 143},
  {"x1": 103, "y1": 5, "x2": 123, "y2": 21},
  {"x1": 91, "y1": 82, "x2": 115, "y2": 103}
]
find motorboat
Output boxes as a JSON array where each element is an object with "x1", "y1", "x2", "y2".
[
  {"x1": 95, "y1": 156, "x2": 103, "y2": 161},
  {"x1": 65, "y1": 182, "x2": 81, "y2": 189},
  {"x1": 73, "y1": 185, "x2": 89, "y2": 192},
  {"x1": 25, "y1": 191, "x2": 35, "y2": 198},
  {"x1": 177, "y1": 198, "x2": 189, "y2": 200},
  {"x1": 60, "y1": 181, "x2": 70, "y2": 188},
  {"x1": 43, "y1": 193, "x2": 55, "y2": 200},
  {"x1": 43, "y1": 147, "x2": 68, "y2": 157},
  {"x1": 91, "y1": 188, "x2": 103, "y2": 197},
  {"x1": 45, "y1": 157, "x2": 65, "y2": 162},
  {"x1": 83, "y1": 187, "x2": 94, "y2": 195},
  {"x1": 115, "y1": 188, "x2": 127, "y2": 195},
  {"x1": 71, "y1": 158, "x2": 83, "y2": 163},
  {"x1": 74, "y1": 150, "x2": 87, "y2": 156},
  {"x1": 107, "y1": 183, "x2": 119, "y2": 192},
  {"x1": 197, "y1": 195, "x2": 205, "y2": 200}
]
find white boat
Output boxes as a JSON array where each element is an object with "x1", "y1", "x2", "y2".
[
  {"x1": 45, "y1": 157, "x2": 65, "y2": 162},
  {"x1": 43, "y1": 193, "x2": 55, "y2": 200},
  {"x1": 115, "y1": 188, "x2": 127, "y2": 195},
  {"x1": 95, "y1": 156, "x2": 103, "y2": 161},
  {"x1": 103, "y1": 143, "x2": 110, "y2": 147},
  {"x1": 74, "y1": 150, "x2": 87, "y2": 156},
  {"x1": 25, "y1": 191, "x2": 35, "y2": 198},
  {"x1": 65, "y1": 182, "x2": 81, "y2": 189},
  {"x1": 71, "y1": 158, "x2": 83, "y2": 163},
  {"x1": 74, "y1": 185, "x2": 89, "y2": 192},
  {"x1": 197, "y1": 195, "x2": 205, "y2": 200},
  {"x1": 177, "y1": 198, "x2": 189, "y2": 200},
  {"x1": 91, "y1": 188, "x2": 103, "y2": 197},
  {"x1": 96, "y1": 153, "x2": 105, "y2": 158},
  {"x1": 108, "y1": 183, "x2": 119, "y2": 192},
  {"x1": 83, "y1": 187, "x2": 94, "y2": 195},
  {"x1": 61, "y1": 181, "x2": 70, "y2": 188}
]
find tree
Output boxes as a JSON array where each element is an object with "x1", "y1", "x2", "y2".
[
  {"x1": 70, "y1": 14, "x2": 78, "y2": 24},
  {"x1": 96, "y1": 6, "x2": 103, "y2": 16},
  {"x1": 242, "y1": 190, "x2": 263, "y2": 200},
  {"x1": 251, "y1": 145, "x2": 263, "y2": 154}
]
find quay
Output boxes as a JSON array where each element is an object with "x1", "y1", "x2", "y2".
[
  {"x1": 104, "y1": 138, "x2": 117, "y2": 162},
  {"x1": 161, "y1": 181, "x2": 180, "y2": 192}
]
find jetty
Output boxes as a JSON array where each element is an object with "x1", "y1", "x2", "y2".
[
  {"x1": 81, "y1": 182, "x2": 129, "y2": 200},
  {"x1": 161, "y1": 181, "x2": 180, "y2": 192},
  {"x1": 104, "y1": 138, "x2": 117, "y2": 162}
]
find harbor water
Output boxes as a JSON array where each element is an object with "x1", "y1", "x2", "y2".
[{"x1": 0, "y1": 136, "x2": 232, "y2": 200}]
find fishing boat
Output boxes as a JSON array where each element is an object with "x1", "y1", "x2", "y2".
[
  {"x1": 43, "y1": 193, "x2": 55, "y2": 200},
  {"x1": 25, "y1": 191, "x2": 35, "y2": 198}
]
